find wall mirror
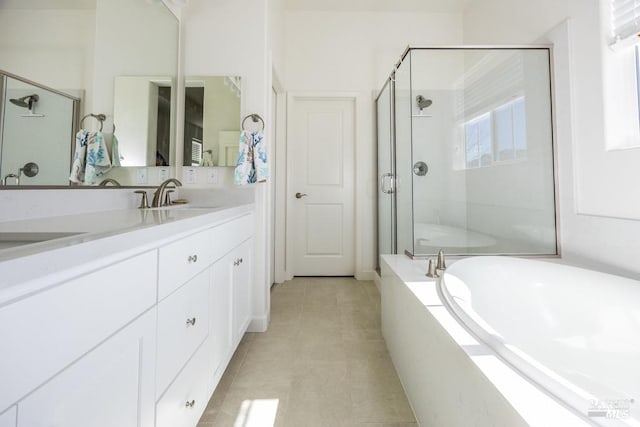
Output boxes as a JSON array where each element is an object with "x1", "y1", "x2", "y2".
[
  {"x1": 184, "y1": 76, "x2": 242, "y2": 167},
  {"x1": 0, "y1": 0, "x2": 179, "y2": 188}
]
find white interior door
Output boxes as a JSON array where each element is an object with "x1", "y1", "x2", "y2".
[{"x1": 290, "y1": 96, "x2": 355, "y2": 276}]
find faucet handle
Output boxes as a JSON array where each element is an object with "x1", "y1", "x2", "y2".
[
  {"x1": 164, "y1": 190, "x2": 175, "y2": 206},
  {"x1": 134, "y1": 190, "x2": 149, "y2": 209},
  {"x1": 436, "y1": 249, "x2": 446, "y2": 271}
]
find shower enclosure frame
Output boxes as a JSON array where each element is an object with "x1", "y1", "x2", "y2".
[{"x1": 376, "y1": 45, "x2": 561, "y2": 262}]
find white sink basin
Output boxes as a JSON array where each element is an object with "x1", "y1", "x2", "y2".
[{"x1": 0, "y1": 231, "x2": 86, "y2": 250}]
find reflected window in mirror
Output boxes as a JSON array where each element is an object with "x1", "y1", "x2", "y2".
[{"x1": 184, "y1": 76, "x2": 242, "y2": 168}]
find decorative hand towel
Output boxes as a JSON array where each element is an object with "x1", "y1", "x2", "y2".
[
  {"x1": 69, "y1": 130, "x2": 89, "y2": 184},
  {"x1": 234, "y1": 130, "x2": 268, "y2": 185},
  {"x1": 69, "y1": 130, "x2": 112, "y2": 185},
  {"x1": 111, "y1": 133, "x2": 122, "y2": 167}
]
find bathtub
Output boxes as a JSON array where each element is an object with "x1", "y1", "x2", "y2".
[
  {"x1": 440, "y1": 257, "x2": 640, "y2": 426},
  {"x1": 380, "y1": 255, "x2": 640, "y2": 427},
  {"x1": 414, "y1": 222, "x2": 496, "y2": 250}
]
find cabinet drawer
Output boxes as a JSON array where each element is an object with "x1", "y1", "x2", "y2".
[
  {"x1": 156, "y1": 341, "x2": 212, "y2": 427},
  {"x1": 158, "y1": 214, "x2": 254, "y2": 299},
  {"x1": 156, "y1": 269, "x2": 210, "y2": 397},
  {"x1": 208, "y1": 214, "x2": 254, "y2": 264},
  {"x1": 0, "y1": 251, "x2": 157, "y2": 411},
  {"x1": 0, "y1": 407, "x2": 15, "y2": 427}
]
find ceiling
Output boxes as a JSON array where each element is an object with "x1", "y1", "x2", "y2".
[{"x1": 284, "y1": 0, "x2": 474, "y2": 13}]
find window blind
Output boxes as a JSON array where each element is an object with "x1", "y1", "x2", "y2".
[{"x1": 611, "y1": 0, "x2": 640, "y2": 50}]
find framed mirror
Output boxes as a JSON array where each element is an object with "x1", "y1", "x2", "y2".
[
  {"x1": 0, "y1": 0, "x2": 179, "y2": 187},
  {"x1": 184, "y1": 76, "x2": 242, "y2": 167}
]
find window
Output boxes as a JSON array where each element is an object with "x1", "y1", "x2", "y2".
[
  {"x1": 464, "y1": 97, "x2": 527, "y2": 169},
  {"x1": 610, "y1": 0, "x2": 640, "y2": 51},
  {"x1": 464, "y1": 113, "x2": 492, "y2": 168},
  {"x1": 191, "y1": 138, "x2": 203, "y2": 166}
]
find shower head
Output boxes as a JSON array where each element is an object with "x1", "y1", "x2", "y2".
[
  {"x1": 9, "y1": 94, "x2": 39, "y2": 109},
  {"x1": 416, "y1": 95, "x2": 432, "y2": 111}
]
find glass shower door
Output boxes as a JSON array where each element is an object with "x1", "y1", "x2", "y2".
[
  {"x1": 376, "y1": 79, "x2": 395, "y2": 265},
  {"x1": 408, "y1": 48, "x2": 557, "y2": 256}
]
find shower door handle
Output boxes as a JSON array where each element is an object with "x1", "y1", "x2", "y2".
[{"x1": 380, "y1": 173, "x2": 395, "y2": 194}]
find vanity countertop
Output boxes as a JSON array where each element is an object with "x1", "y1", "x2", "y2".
[{"x1": 0, "y1": 203, "x2": 254, "y2": 305}]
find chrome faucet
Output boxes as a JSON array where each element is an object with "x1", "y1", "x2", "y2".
[
  {"x1": 98, "y1": 178, "x2": 121, "y2": 186},
  {"x1": 151, "y1": 178, "x2": 182, "y2": 207}
]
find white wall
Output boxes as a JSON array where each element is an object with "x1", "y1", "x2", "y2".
[
  {"x1": 0, "y1": 8, "x2": 95, "y2": 106},
  {"x1": 285, "y1": 10, "x2": 463, "y2": 277},
  {"x1": 181, "y1": 0, "x2": 277, "y2": 331},
  {"x1": 464, "y1": 0, "x2": 640, "y2": 278}
]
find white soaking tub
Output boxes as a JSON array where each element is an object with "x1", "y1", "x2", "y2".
[{"x1": 440, "y1": 257, "x2": 640, "y2": 426}]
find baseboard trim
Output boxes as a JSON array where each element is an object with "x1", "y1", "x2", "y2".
[
  {"x1": 355, "y1": 270, "x2": 376, "y2": 281},
  {"x1": 248, "y1": 316, "x2": 268, "y2": 333}
]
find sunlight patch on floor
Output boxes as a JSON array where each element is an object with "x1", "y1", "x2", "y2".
[{"x1": 234, "y1": 399, "x2": 279, "y2": 427}]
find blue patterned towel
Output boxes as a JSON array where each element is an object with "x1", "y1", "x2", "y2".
[
  {"x1": 69, "y1": 130, "x2": 112, "y2": 185},
  {"x1": 234, "y1": 130, "x2": 268, "y2": 185}
]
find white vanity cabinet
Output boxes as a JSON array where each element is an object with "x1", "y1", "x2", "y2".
[
  {"x1": 0, "y1": 250, "x2": 158, "y2": 427},
  {"x1": 156, "y1": 268, "x2": 211, "y2": 396},
  {"x1": 208, "y1": 254, "x2": 233, "y2": 386},
  {"x1": 0, "y1": 407, "x2": 15, "y2": 427},
  {"x1": 154, "y1": 212, "x2": 255, "y2": 426},
  {"x1": 17, "y1": 310, "x2": 157, "y2": 427},
  {"x1": 231, "y1": 239, "x2": 253, "y2": 345},
  {"x1": 0, "y1": 208, "x2": 255, "y2": 427}
]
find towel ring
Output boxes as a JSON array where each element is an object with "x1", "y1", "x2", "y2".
[
  {"x1": 80, "y1": 113, "x2": 106, "y2": 131},
  {"x1": 241, "y1": 114, "x2": 264, "y2": 131}
]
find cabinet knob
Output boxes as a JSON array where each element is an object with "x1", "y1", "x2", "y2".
[
  {"x1": 239, "y1": 257, "x2": 243, "y2": 264},
  {"x1": 188, "y1": 254, "x2": 198, "y2": 263},
  {"x1": 186, "y1": 317, "x2": 196, "y2": 327},
  {"x1": 185, "y1": 400, "x2": 195, "y2": 408}
]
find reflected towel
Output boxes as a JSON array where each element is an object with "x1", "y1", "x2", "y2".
[
  {"x1": 200, "y1": 150, "x2": 214, "y2": 167},
  {"x1": 69, "y1": 130, "x2": 112, "y2": 185},
  {"x1": 234, "y1": 130, "x2": 268, "y2": 185},
  {"x1": 111, "y1": 133, "x2": 122, "y2": 167}
]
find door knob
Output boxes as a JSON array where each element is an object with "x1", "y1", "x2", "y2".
[{"x1": 295, "y1": 192, "x2": 307, "y2": 199}]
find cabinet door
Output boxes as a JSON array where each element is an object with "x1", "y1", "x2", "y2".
[
  {"x1": 0, "y1": 407, "x2": 15, "y2": 427},
  {"x1": 17, "y1": 310, "x2": 157, "y2": 427},
  {"x1": 231, "y1": 239, "x2": 252, "y2": 345},
  {"x1": 0, "y1": 251, "x2": 156, "y2": 411},
  {"x1": 209, "y1": 254, "x2": 233, "y2": 386}
]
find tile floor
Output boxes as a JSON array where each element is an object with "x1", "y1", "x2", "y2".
[{"x1": 197, "y1": 277, "x2": 417, "y2": 427}]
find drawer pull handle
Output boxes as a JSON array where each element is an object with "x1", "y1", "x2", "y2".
[
  {"x1": 185, "y1": 400, "x2": 196, "y2": 408},
  {"x1": 186, "y1": 317, "x2": 197, "y2": 327},
  {"x1": 188, "y1": 254, "x2": 198, "y2": 263}
]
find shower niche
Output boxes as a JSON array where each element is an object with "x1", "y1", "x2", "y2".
[{"x1": 376, "y1": 47, "x2": 558, "y2": 261}]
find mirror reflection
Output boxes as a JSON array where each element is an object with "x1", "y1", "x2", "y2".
[
  {"x1": 0, "y1": 73, "x2": 79, "y2": 186},
  {"x1": 0, "y1": 0, "x2": 179, "y2": 187},
  {"x1": 113, "y1": 76, "x2": 174, "y2": 167},
  {"x1": 184, "y1": 76, "x2": 242, "y2": 167}
]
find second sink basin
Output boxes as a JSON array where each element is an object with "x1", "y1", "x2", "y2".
[{"x1": 0, "y1": 231, "x2": 86, "y2": 250}]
